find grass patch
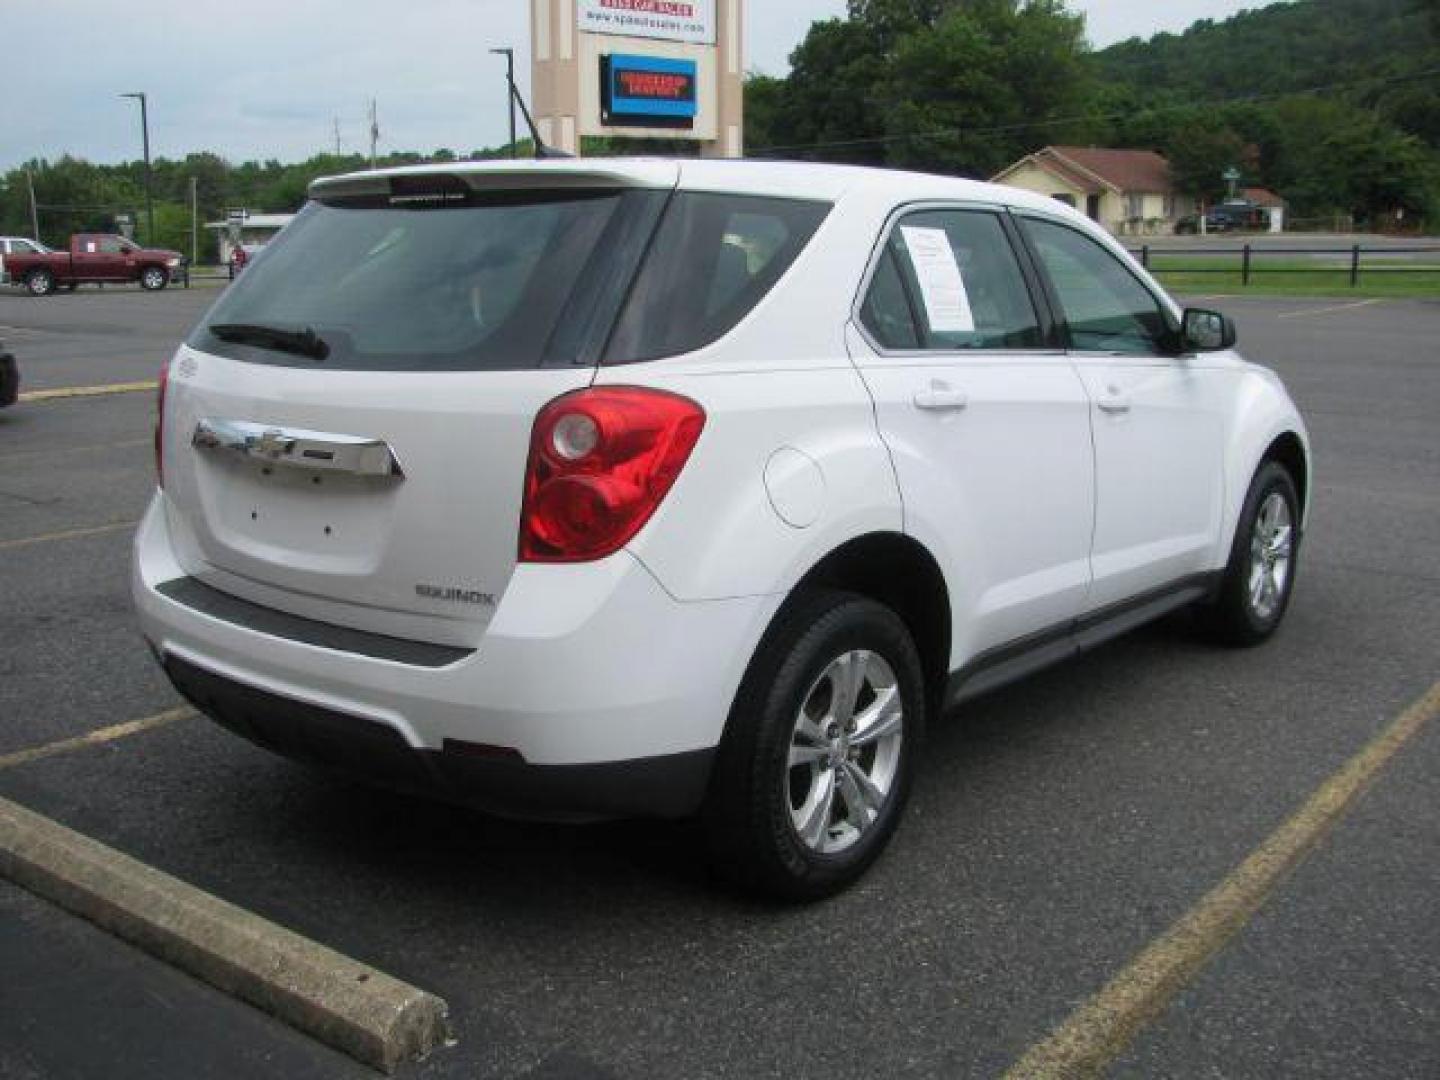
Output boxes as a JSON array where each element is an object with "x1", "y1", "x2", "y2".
[{"x1": 1144, "y1": 255, "x2": 1440, "y2": 299}]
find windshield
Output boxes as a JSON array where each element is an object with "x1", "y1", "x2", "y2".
[{"x1": 190, "y1": 189, "x2": 645, "y2": 371}]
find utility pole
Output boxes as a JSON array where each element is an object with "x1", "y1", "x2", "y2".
[
  {"x1": 189, "y1": 175, "x2": 198, "y2": 265},
  {"x1": 120, "y1": 92, "x2": 153, "y2": 242},
  {"x1": 490, "y1": 48, "x2": 518, "y2": 157},
  {"x1": 333, "y1": 116, "x2": 343, "y2": 156},
  {"x1": 25, "y1": 170, "x2": 40, "y2": 241},
  {"x1": 368, "y1": 99, "x2": 379, "y2": 169}
]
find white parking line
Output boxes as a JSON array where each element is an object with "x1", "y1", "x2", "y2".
[{"x1": 1277, "y1": 298, "x2": 1384, "y2": 320}]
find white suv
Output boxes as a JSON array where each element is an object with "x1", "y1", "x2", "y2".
[{"x1": 134, "y1": 160, "x2": 1310, "y2": 898}]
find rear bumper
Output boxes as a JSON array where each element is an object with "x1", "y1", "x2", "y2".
[
  {"x1": 163, "y1": 654, "x2": 714, "y2": 820},
  {"x1": 132, "y1": 493, "x2": 779, "y2": 820}
]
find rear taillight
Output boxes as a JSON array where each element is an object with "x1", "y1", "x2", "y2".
[
  {"x1": 154, "y1": 358, "x2": 170, "y2": 487},
  {"x1": 519, "y1": 386, "x2": 705, "y2": 563}
]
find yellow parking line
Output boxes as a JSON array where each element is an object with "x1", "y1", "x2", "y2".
[
  {"x1": 1005, "y1": 679, "x2": 1440, "y2": 1080},
  {"x1": 0, "y1": 707, "x2": 196, "y2": 772},
  {"x1": 1277, "y1": 298, "x2": 1383, "y2": 320},
  {"x1": 0, "y1": 437, "x2": 149, "y2": 464},
  {"x1": 0, "y1": 520, "x2": 139, "y2": 551},
  {"x1": 18, "y1": 380, "x2": 157, "y2": 403}
]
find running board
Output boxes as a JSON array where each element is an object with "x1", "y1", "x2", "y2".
[{"x1": 946, "y1": 573, "x2": 1219, "y2": 708}]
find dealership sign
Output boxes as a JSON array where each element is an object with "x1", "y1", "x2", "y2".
[
  {"x1": 577, "y1": 0, "x2": 715, "y2": 45},
  {"x1": 601, "y1": 54, "x2": 698, "y2": 127}
]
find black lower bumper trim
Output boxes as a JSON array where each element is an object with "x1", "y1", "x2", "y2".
[
  {"x1": 156, "y1": 576, "x2": 473, "y2": 668},
  {"x1": 162, "y1": 655, "x2": 714, "y2": 822}
]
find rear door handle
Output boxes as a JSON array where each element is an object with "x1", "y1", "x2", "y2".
[
  {"x1": 1096, "y1": 385, "x2": 1131, "y2": 414},
  {"x1": 913, "y1": 382, "x2": 968, "y2": 412}
]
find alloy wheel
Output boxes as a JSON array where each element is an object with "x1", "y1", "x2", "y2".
[
  {"x1": 787, "y1": 649, "x2": 904, "y2": 855},
  {"x1": 1247, "y1": 491, "x2": 1293, "y2": 621}
]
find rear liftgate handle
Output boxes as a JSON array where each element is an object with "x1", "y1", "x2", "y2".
[{"x1": 192, "y1": 417, "x2": 405, "y2": 478}]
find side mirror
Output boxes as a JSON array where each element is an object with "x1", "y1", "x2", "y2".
[{"x1": 1181, "y1": 307, "x2": 1237, "y2": 352}]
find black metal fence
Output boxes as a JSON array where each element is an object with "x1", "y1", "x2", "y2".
[{"x1": 1128, "y1": 244, "x2": 1440, "y2": 287}]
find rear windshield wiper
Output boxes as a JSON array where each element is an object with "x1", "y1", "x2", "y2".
[{"x1": 209, "y1": 322, "x2": 330, "y2": 361}]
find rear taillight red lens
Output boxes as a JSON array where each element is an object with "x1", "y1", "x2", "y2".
[
  {"x1": 154, "y1": 358, "x2": 170, "y2": 487},
  {"x1": 519, "y1": 386, "x2": 705, "y2": 562}
]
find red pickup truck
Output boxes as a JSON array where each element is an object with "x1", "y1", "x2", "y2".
[{"x1": 6, "y1": 234, "x2": 184, "y2": 296}]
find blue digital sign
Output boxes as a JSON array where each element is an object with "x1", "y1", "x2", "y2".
[{"x1": 601, "y1": 54, "x2": 698, "y2": 128}]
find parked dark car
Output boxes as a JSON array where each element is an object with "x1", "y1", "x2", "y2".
[
  {"x1": 1176, "y1": 202, "x2": 1262, "y2": 235},
  {"x1": 0, "y1": 342, "x2": 18, "y2": 408}
]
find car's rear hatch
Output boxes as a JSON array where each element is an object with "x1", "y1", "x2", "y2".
[{"x1": 160, "y1": 162, "x2": 677, "y2": 649}]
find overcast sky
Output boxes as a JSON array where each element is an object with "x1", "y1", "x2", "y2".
[{"x1": 0, "y1": 1, "x2": 1270, "y2": 171}]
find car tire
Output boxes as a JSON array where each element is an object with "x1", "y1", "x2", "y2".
[
  {"x1": 704, "y1": 588, "x2": 925, "y2": 901},
  {"x1": 25, "y1": 269, "x2": 54, "y2": 297},
  {"x1": 1199, "y1": 461, "x2": 1300, "y2": 647},
  {"x1": 140, "y1": 266, "x2": 169, "y2": 291}
]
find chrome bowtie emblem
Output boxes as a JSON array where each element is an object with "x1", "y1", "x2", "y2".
[{"x1": 255, "y1": 429, "x2": 296, "y2": 459}]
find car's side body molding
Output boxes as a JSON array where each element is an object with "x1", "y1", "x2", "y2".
[{"x1": 946, "y1": 571, "x2": 1221, "y2": 707}]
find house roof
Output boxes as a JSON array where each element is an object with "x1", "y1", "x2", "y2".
[
  {"x1": 993, "y1": 146, "x2": 1175, "y2": 195},
  {"x1": 1047, "y1": 147, "x2": 1174, "y2": 194},
  {"x1": 1241, "y1": 186, "x2": 1287, "y2": 208}
]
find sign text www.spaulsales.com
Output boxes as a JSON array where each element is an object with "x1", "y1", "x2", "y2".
[{"x1": 578, "y1": 0, "x2": 715, "y2": 45}]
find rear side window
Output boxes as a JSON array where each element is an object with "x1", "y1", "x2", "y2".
[
  {"x1": 190, "y1": 189, "x2": 655, "y2": 371},
  {"x1": 605, "y1": 193, "x2": 830, "y2": 363}
]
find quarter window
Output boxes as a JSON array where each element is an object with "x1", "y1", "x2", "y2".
[
  {"x1": 864, "y1": 209, "x2": 1042, "y2": 352},
  {"x1": 858, "y1": 249, "x2": 920, "y2": 350},
  {"x1": 605, "y1": 193, "x2": 830, "y2": 363},
  {"x1": 1021, "y1": 217, "x2": 1172, "y2": 355}
]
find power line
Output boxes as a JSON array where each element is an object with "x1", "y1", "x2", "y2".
[{"x1": 750, "y1": 65, "x2": 1440, "y2": 158}]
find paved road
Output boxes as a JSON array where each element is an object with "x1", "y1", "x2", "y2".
[
  {"x1": 1, "y1": 294, "x2": 1436, "y2": 1078},
  {"x1": 1144, "y1": 232, "x2": 1439, "y2": 249},
  {"x1": 1133, "y1": 233, "x2": 1440, "y2": 262}
]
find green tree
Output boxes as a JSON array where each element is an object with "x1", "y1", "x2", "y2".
[{"x1": 880, "y1": 0, "x2": 1093, "y2": 176}]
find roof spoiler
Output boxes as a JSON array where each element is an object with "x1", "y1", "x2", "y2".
[{"x1": 307, "y1": 161, "x2": 680, "y2": 203}]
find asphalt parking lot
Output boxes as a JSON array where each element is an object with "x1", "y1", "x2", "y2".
[{"x1": 1, "y1": 286, "x2": 1436, "y2": 1078}]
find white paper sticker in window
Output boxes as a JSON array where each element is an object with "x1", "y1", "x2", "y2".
[{"x1": 900, "y1": 226, "x2": 974, "y2": 333}]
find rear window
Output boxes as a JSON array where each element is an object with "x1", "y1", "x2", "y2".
[
  {"x1": 604, "y1": 193, "x2": 830, "y2": 363},
  {"x1": 190, "y1": 189, "x2": 657, "y2": 371}
]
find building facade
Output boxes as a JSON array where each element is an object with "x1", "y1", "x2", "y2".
[{"x1": 992, "y1": 146, "x2": 1197, "y2": 236}]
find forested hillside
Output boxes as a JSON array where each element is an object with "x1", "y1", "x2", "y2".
[
  {"x1": 746, "y1": 0, "x2": 1440, "y2": 225},
  {"x1": 1098, "y1": 0, "x2": 1437, "y2": 137}
]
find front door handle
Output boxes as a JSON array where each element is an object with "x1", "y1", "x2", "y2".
[{"x1": 913, "y1": 381, "x2": 968, "y2": 412}]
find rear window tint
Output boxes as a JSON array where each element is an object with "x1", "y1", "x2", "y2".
[
  {"x1": 604, "y1": 193, "x2": 830, "y2": 363},
  {"x1": 190, "y1": 190, "x2": 648, "y2": 371}
]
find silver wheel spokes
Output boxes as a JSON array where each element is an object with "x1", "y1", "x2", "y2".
[
  {"x1": 1248, "y1": 491, "x2": 1293, "y2": 620},
  {"x1": 788, "y1": 649, "x2": 903, "y2": 855}
]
